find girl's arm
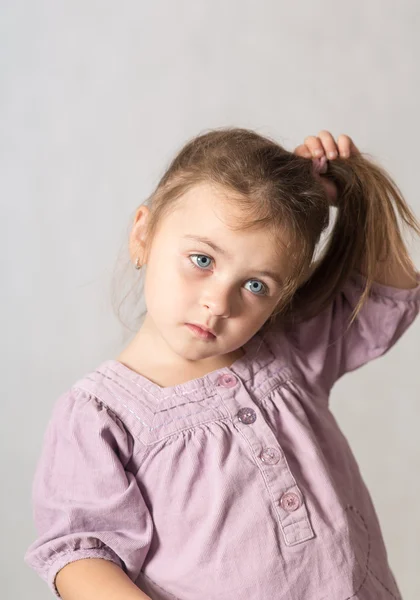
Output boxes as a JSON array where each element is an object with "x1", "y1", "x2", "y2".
[
  {"x1": 55, "y1": 559, "x2": 151, "y2": 600},
  {"x1": 24, "y1": 388, "x2": 154, "y2": 598},
  {"x1": 281, "y1": 270, "x2": 420, "y2": 394}
]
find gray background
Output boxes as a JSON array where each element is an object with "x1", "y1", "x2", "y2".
[{"x1": 2, "y1": 1, "x2": 419, "y2": 598}]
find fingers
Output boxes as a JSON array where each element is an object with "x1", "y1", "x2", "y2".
[
  {"x1": 294, "y1": 131, "x2": 359, "y2": 159},
  {"x1": 307, "y1": 131, "x2": 337, "y2": 159},
  {"x1": 293, "y1": 143, "x2": 312, "y2": 158},
  {"x1": 337, "y1": 134, "x2": 360, "y2": 158}
]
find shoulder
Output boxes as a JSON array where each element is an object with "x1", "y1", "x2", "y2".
[
  {"x1": 69, "y1": 360, "x2": 142, "y2": 427},
  {"x1": 66, "y1": 359, "x2": 160, "y2": 451},
  {"x1": 43, "y1": 363, "x2": 142, "y2": 466},
  {"x1": 51, "y1": 377, "x2": 124, "y2": 434}
]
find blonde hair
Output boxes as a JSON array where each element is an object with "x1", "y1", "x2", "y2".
[{"x1": 112, "y1": 127, "x2": 419, "y2": 335}]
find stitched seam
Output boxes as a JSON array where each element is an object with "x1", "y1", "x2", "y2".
[
  {"x1": 214, "y1": 375, "x2": 312, "y2": 545},
  {"x1": 343, "y1": 505, "x2": 370, "y2": 600},
  {"x1": 142, "y1": 416, "x2": 232, "y2": 446},
  {"x1": 103, "y1": 365, "x2": 218, "y2": 402},
  {"x1": 231, "y1": 410, "x2": 309, "y2": 546},
  {"x1": 259, "y1": 377, "x2": 294, "y2": 402},
  {"x1": 367, "y1": 567, "x2": 400, "y2": 599},
  {"x1": 75, "y1": 384, "x2": 224, "y2": 433},
  {"x1": 42, "y1": 545, "x2": 115, "y2": 567},
  {"x1": 88, "y1": 371, "x2": 220, "y2": 409}
]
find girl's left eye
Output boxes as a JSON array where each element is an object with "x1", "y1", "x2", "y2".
[{"x1": 188, "y1": 254, "x2": 269, "y2": 296}]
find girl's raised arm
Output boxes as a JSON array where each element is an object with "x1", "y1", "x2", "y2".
[{"x1": 281, "y1": 269, "x2": 420, "y2": 394}]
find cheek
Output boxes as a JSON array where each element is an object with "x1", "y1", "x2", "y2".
[{"x1": 144, "y1": 259, "x2": 192, "y2": 311}]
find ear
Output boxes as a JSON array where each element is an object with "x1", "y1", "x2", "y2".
[{"x1": 129, "y1": 205, "x2": 150, "y2": 265}]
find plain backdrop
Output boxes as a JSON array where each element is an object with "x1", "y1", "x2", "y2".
[{"x1": 2, "y1": 1, "x2": 419, "y2": 598}]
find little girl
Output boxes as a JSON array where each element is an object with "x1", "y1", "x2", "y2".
[{"x1": 24, "y1": 128, "x2": 420, "y2": 600}]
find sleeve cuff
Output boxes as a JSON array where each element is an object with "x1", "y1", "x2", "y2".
[{"x1": 47, "y1": 548, "x2": 124, "y2": 598}]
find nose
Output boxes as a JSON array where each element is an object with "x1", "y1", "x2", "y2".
[{"x1": 201, "y1": 282, "x2": 234, "y2": 318}]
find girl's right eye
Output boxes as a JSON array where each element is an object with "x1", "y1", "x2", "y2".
[{"x1": 189, "y1": 254, "x2": 213, "y2": 270}]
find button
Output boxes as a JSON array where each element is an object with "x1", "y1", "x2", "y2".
[
  {"x1": 237, "y1": 407, "x2": 257, "y2": 424},
  {"x1": 260, "y1": 447, "x2": 281, "y2": 465},
  {"x1": 280, "y1": 492, "x2": 301, "y2": 512},
  {"x1": 217, "y1": 373, "x2": 238, "y2": 388}
]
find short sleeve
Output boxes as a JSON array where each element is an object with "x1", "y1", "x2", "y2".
[
  {"x1": 285, "y1": 270, "x2": 420, "y2": 394},
  {"x1": 24, "y1": 387, "x2": 154, "y2": 598}
]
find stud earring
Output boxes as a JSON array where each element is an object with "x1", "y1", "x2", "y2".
[{"x1": 135, "y1": 257, "x2": 141, "y2": 269}]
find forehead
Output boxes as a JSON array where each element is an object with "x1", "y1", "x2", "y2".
[
  {"x1": 171, "y1": 182, "x2": 238, "y2": 220},
  {"x1": 167, "y1": 182, "x2": 280, "y2": 246}
]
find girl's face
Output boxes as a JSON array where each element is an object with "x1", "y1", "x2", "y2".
[{"x1": 132, "y1": 182, "x2": 292, "y2": 372}]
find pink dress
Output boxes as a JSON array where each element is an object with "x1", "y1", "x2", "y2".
[{"x1": 24, "y1": 271, "x2": 420, "y2": 599}]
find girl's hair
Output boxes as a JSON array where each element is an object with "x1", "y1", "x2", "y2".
[{"x1": 112, "y1": 127, "x2": 419, "y2": 335}]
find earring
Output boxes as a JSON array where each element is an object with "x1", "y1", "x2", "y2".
[{"x1": 135, "y1": 257, "x2": 141, "y2": 270}]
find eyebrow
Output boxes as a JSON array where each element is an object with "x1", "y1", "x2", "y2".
[{"x1": 182, "y1": 234, "x2": 284, "y2": 286}]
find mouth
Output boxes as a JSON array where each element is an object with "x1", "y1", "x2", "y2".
[{"x1": 185, "y1": 323, "x2": 217, "y2": 340}]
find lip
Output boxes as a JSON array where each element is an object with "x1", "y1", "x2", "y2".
[{"x1": 186, "y1": 323, "x2": 216, "y2": 339}]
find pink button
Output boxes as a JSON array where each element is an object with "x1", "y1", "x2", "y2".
[
  {"x1": 237, "y1": 407, "x2": 257, "y2": 424},
  {"x1": 217, "y1": 373, "x2": 238, "y2": 388},
  {"x1": 260, "y1": 447, "x2": 281, "y2": 465},
  {"x1": 280, "y1": 492, "x2": 301, "y2": 512}
]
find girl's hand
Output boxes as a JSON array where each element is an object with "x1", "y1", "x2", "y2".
[
  {"x1": 293, "y1": 130, "x2": 360, "y2": 204},
  {"x1": 293, "y1": 130, "x2": 359, "y2": 161}
]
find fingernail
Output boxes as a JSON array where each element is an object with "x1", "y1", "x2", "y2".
[
  {"x1": 314, "y1": 149, "x2": 323, "y2": 157},
  {"x1": 328, "y1": 151, "x2": 337, "y2": 159}
]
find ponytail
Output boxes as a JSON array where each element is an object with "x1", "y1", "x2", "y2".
[{"x1": 282, "y1": 153, "x2": 420, "y2": 326}]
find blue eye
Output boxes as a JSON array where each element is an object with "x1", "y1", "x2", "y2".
[
  {"x1": 190, "y1": 254, "x2": 212, "y2": 269},
  {"x1": 188, "y1": 254, "x2": 268, "y2": 296},
  {"x1": 244, "y1": 280, "x2": 266, "y2": 295}
]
